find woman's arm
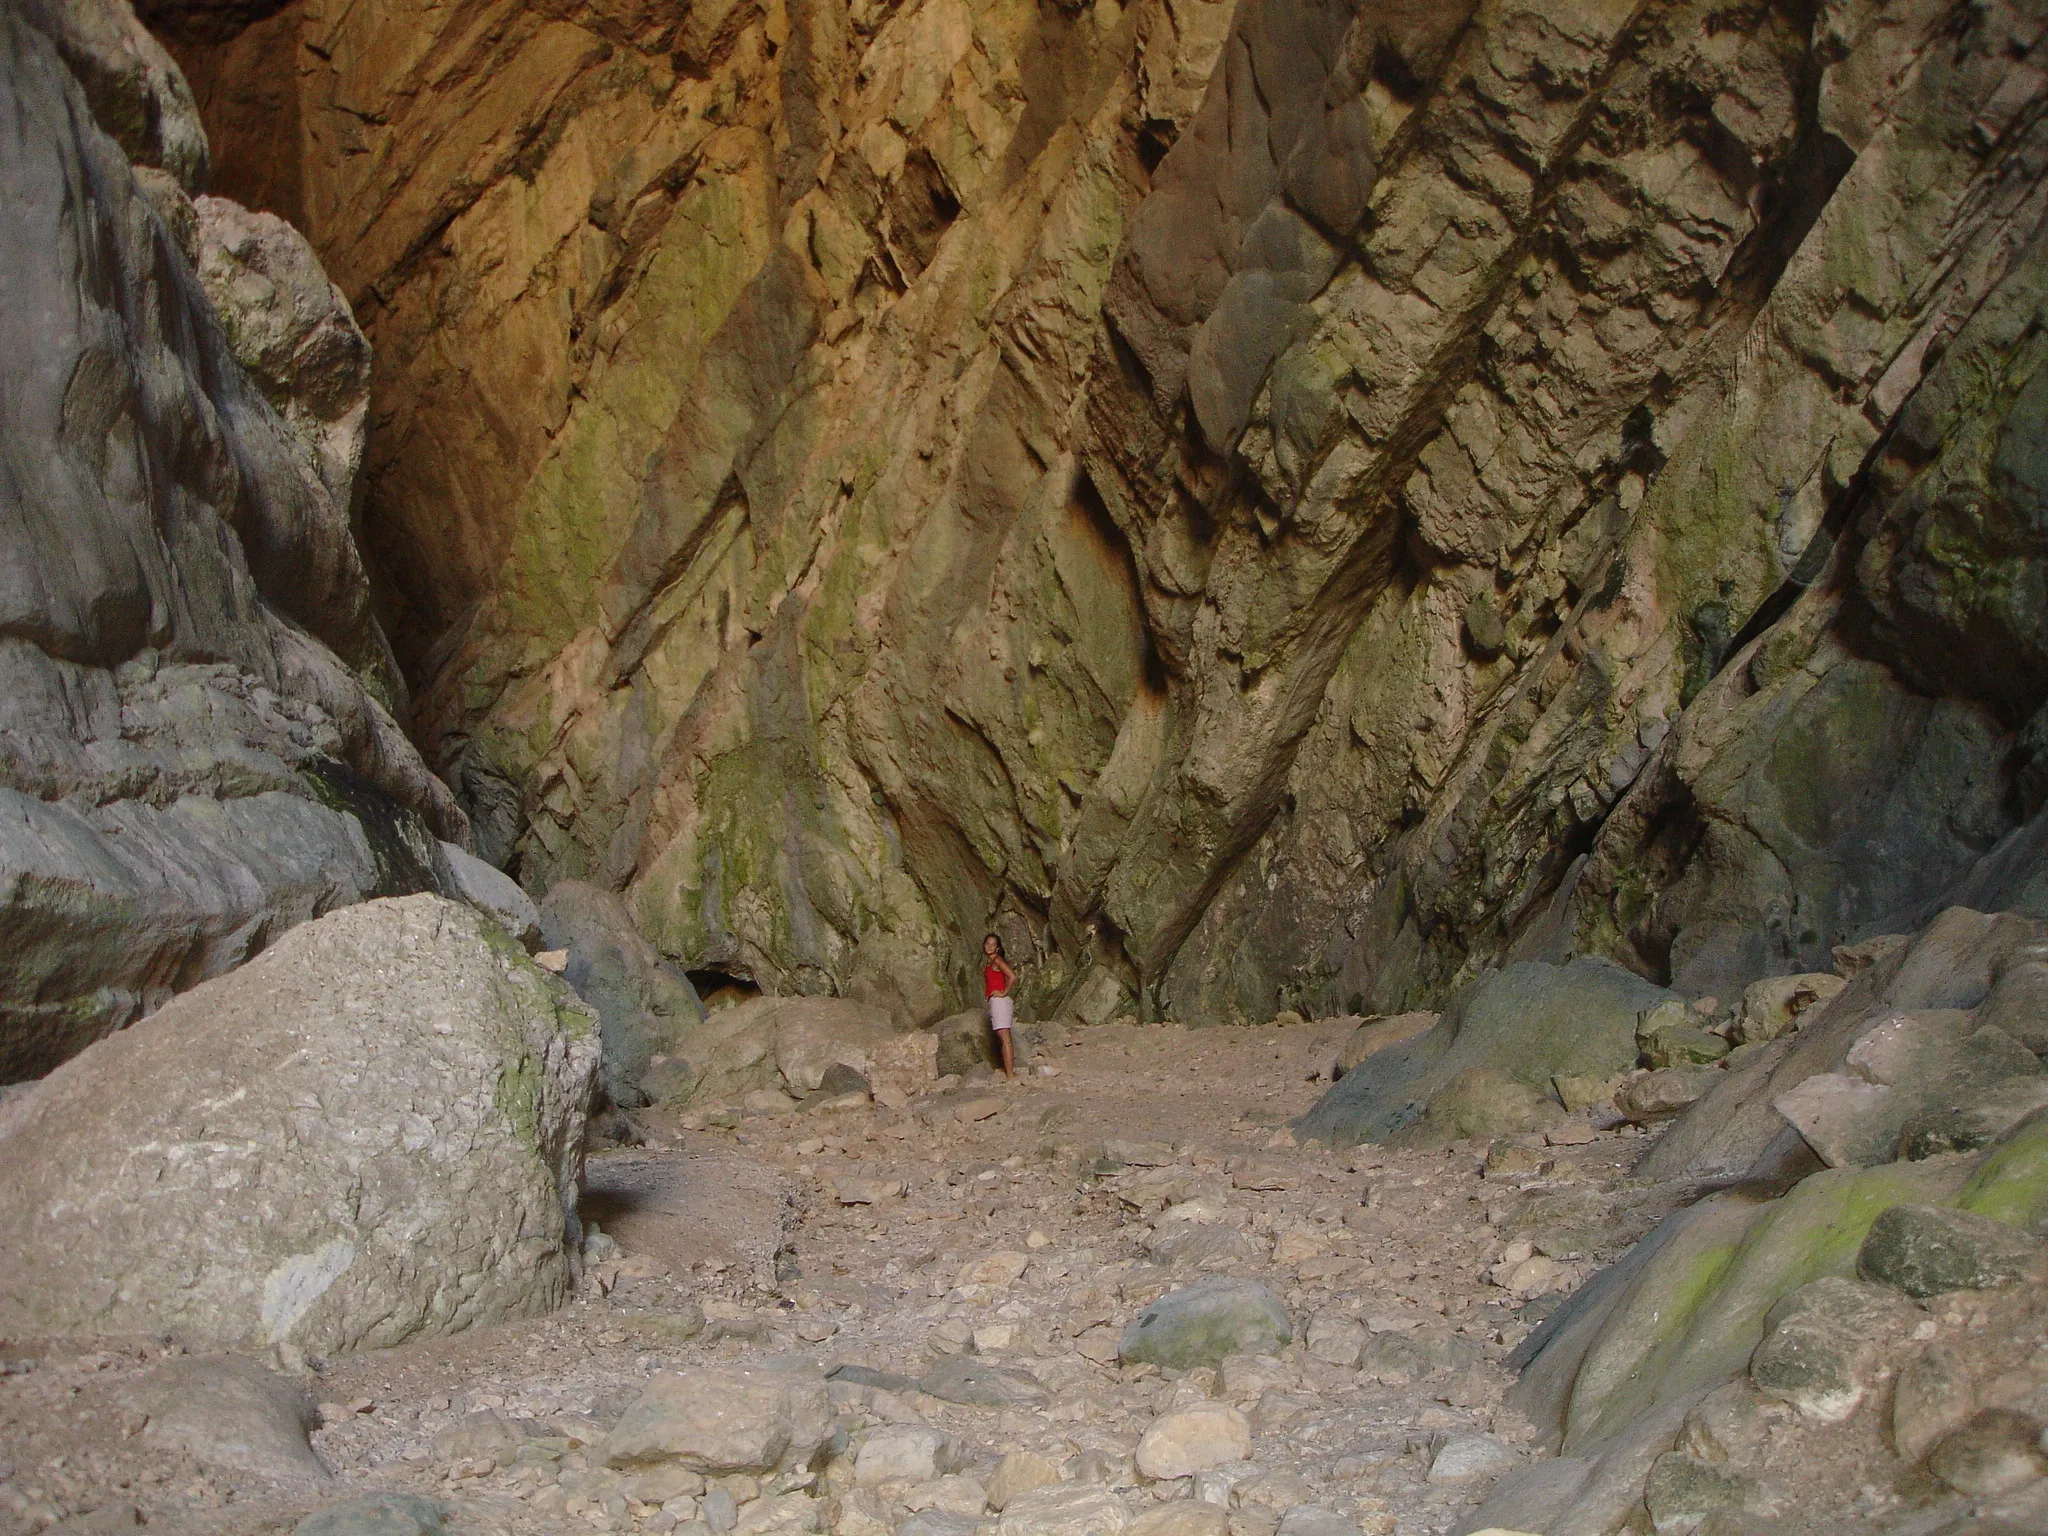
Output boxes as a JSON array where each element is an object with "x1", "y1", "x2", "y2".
[{"x1": 997, "y1": 957, "x2": 1018, "y2": 986}]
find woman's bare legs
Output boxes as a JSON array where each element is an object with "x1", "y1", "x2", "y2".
[{"x1": 997, "y1": 1028, "x2": 1016, "y2": 1079}]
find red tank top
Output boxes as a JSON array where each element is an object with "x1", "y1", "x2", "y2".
[{"x1": 984, "y1": 963, "x2": 1007, "y2": 996}]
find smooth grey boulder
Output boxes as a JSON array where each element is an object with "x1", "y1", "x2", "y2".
[
  {"x1": 442, "y1": 841, "x2": 540, "y2": 949},
  {"x1": 1855, "y1": 1204, "x2": 2046, "y2": 1297},
  {"x1": 0, "y1": 895, "x2": 597, "y2": 1352},
  {"x1": 1298, "y1": 958, "x2": 1674, "y2": 1146},
  {"x1": 540, "y1": 880, "x2": 704, "y2": 1106},
  {"x1": 1119, "y1": 1278, "x2": 1292, "y2": 1370}
]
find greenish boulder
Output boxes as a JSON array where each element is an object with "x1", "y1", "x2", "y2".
[
  {"x1": 538, "y1": 880, "x2": 705, "y2": 1108},
  {"x1": 1854, "y1": 1204, "x2": 2044, "y2": 1297},
  {"x1": 1642, "y1": 1023, "x2": 1731, "y2": 1068},
  {"x1": 1298, "y1": 958, "x2": 1674, "y2": 1146},
  {"x1": 1391, "y1": 1067, "x2": 1560, "y2": 1144},
  {"x1": 295, "y1": 1495, "x2": 447, "y2": 1536},
  {"x1": 1118, "y1": 1279, "x2": 1292, "y2": 1370}
]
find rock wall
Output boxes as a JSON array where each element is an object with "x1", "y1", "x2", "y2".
[
  {"x1": 0, "y1": 0, "x2": 465, "y2": 1081},
  {"x1": 152, "y1": 0, "x2": 2048, "y2": 1025}
]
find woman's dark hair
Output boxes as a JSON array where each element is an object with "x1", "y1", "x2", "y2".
[{"x1": 983, "y1": 933, "x2": 1005, "y2": 957}]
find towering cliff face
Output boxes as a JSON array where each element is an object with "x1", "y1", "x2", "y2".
[
  {"x1": 155, "y1": 0, "x2": 2048, "y2": 1026},
  {"x1": 0, "y1": 0, "x2": 464, "y2": 1081}
]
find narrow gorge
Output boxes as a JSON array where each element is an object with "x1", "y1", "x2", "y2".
[{"x1": 2, "y1": 0, "x2": 2046, "y2": 1533}]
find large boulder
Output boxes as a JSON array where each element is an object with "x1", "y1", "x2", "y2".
[
  {"x1": 1637, "y1": 908, "x2": 2048, "y2": 1185},
  {"x1": 539, "y1": 880, "x2": 704, "y2": 1106},
  {"x1": 1297, "y1": 958, "x2": 1675, "y2": 1146},
  {"x1": 0, "y1": 895, "x2": 598, "y2": 1352},
  {"x1": 650, "y1": 994, "x2": 934, "y2": 1109}
]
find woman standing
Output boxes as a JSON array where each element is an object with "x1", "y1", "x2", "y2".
[{"x1": 983, "y1": 934, "x2": 1019, "y2": 1080}]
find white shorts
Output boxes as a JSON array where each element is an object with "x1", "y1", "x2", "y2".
[{"x1": 988, "y1": 995, "x2": 1014, "y2": 1031}]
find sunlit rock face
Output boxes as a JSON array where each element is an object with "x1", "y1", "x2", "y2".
[{"x1": 153, "y1": 0, "x2": 2048, "y2": 1024}]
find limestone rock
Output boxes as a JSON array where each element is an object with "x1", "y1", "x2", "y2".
[
  {"x1": 1894, "y1": 1345, "x2": 1977, "y2": 1463},
  {"x1": 430, "y1": 1410, "x2": 527, "y2": 1467},
  {"x1": 897, "y1": 1515, "x2": 977, "y2": 1536},
  {"x1": 117, "y1": 1356, "x2": 327, "y2": 1482},
  {"x1": 1676, "y1": 1381, "x2": 1783, "y2": 1469},
  {"x1": 855, "y1": 1428, "x2": 966, "y2": 1487},
  {"x1": 26, "y1": 0, "x2": 207, "y2": 187},
  {"x1": 1732, "y1": 975, "x2": 1848, "y2": 1047},
  {"x1": 1748, "y1": 1277, "x2": 1918, "y2": 1423},
  {"x1": 775, "y1": 1001, "x2": 909, "y2": 1093},
  {"x1": 985, "y1": 1451, "x2": 1063, "y2": 1512},
  {"x1": 956, "y1": 1252, "x2": 1031, "y2": 1290},
  {"x1": 1927, "y1": 1410, "x2": 2048, "y2": 1496},
  {"x1": 1620, "y1": 1067, "x2": 1721, "y2": 1123},
  {"x1": 936, "y1": 1010, "x2": 1004, "y2": 1078},
  {"x1": 994, "y1": 1485, "x2": 1129, "y2": 1536},
  {"x1": 1773, "y1": 1074, "x2": 1901, "y2": 1169},
  {"x1": 1977, "y1": 954, "x2": 2048, "y2": 1055},
  {"x1": 191, "y1": 193, "x2": 372, "y2": 509},
  {"x1": 1134, "y1": 1404, "x2": 1250, "y2": 1480},
  {"x1": 1898, "y1": 1078, "x2": 2048, "y2": 1160},
  {"x1": 1641, "y1": 910, "x2": 2048, "y2": 1186},
  {"x1": 917, "y1": 1358, "x2": 1049, "y2": 1408},
  {"x1": 1272, "y1": 1509, "x2": 1358, "y2": 1536},
  {"x1": 1303, "y1": 1311, "x2": 1367, "y2": 1368},
  {"x1": 1126, "y1": 1507, "x2": 1227, "y2": 1536},
  {"x1": 1637, "y1": 1019, "x2": 1730, "y2": 1070},
  {"x1": 605, "y1": 1364, "x2": 834, "y2": 1474},
  {"x1": 1641, "y1": 1454, "x2": 1756, "y2": 1536},
  {"x1": 1119, "y1": 1279, "x2": 1293, "y2": 1370},
  {"x1": 1427, "y1": 1435, "x2": 1518, "y2": 1484},
  {"x1": 1855, "y1": 1205, "x2": 2046, "y2": 1297},
  {"x1": 0, "y1": 895, "x2": 596, "y2": 1351}
]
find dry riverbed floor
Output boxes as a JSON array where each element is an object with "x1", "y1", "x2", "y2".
[{"x1": 0, "y1": 1020, "x2": 1703, "y2": 1536}]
